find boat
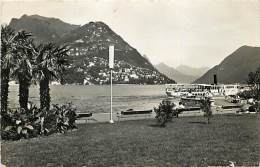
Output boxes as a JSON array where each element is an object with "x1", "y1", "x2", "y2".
[
  {"x1": 165, "y1": 83, "x2": 241, "y2": 97},
  {"x1": 121, "y1": 109, "x2": 153, "y2": 115},
  {"x1": 222, "y1": 84, "x2": 240, "y2": 96},
  {"x1": 165, "y1": 84, "x2": 213, "y2": 98},
  {"x1": 180, "y1": 95, "x2": 215, "y2": 108},
  {"x1": 166, "y1": 84, "x2": 192, "y2": 97},
  {"x1": 165, "y1": 89, "x2": 190, "y2": 97}
]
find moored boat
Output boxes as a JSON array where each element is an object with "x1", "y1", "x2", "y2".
[
  {"x1": 165, "y1": 84, "x2": 213, "y2": 98},
  {"x1": 165, "y1": 83, "x2": 242, "y2": 98}
]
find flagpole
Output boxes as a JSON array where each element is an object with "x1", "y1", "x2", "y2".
[
  {"x1": 109, "y1": 45, "x2": 114, "y2": 124},
  {"x1": 109, "y1": 68, "x2": 114, "y2": 123}
]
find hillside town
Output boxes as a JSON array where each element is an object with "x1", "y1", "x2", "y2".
[
  {"x1": 63, "y1": 47, "x2": 174, "y2": 85},
  {"x1": 1, "y1": 2, "x2": 260, "y2": 166}
]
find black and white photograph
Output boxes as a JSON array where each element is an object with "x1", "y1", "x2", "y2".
[{"x1": 1, "y1": 0, "x2": 260, "y2": 166}]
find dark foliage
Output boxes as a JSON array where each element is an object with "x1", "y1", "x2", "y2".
[
  {"x1": 154, "y1": 99, "x2": 175, "y2": 127},
  {"x1": 1, "y1": 102, "x2": 77, "y2": 140},
  {"x1": 47, "y1": 102, "x2": 77, "y2": 134},
  {"x1": 247, "y1": 67, "x2": 260, "y2": 100},
  {"x1": 1, "y1": 105, "x2": 42, "y2": 140},
  {"x1": 1, "y1": 26, "x2": 35, "y2": 112},
  {"x1": 33, "y1": 43, "x2": 69, "y2": 110},
  {"x1": 1, "y1": 26, "x2": 14, "y2": 114},
  {"x1": 200, "y1": 98, "x2": 212, "y2": 124},
  {"x1": 1, "y1": 68, "x2": 10, "y2": 115},
  {"x1": 11, "y1": 31, "x2": 34, "y2": 110},
  {"x1": 238, "y1": 89, "x2": 256, "y2": 100},
  {"x1": 238, "y1": 67, "x2": 260, "y2": 101},
  {"x1": 63, "y1": 69, "x2": 84, "y2": 84}
]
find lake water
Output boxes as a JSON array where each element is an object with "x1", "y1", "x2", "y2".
[{"x1": 8, "y1": 85, "x2": 173, "y2": 113}]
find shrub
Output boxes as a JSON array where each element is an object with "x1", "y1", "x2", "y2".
[
  {"x1": 44, "y1": 102, "x2": 77, "y2": 134},
  {"x1": 154, "y1": 99, "x2": 175, "y2": 127},
  {"x1": 237, "y1": 90, "x2": 256, "y2": 100},
  {"x1": 1, "y1": 102, "x2": 77, "y2": 140},
  {"x1": 250, "y1": 101, "x2": 260, "y2": 113},
  {"x1": 200, "y1": 98, "x2": 212, "y2": 124},
  {"x1": 247, "y1": 67, "x2": 260, "y2": 100},
  {"x1": 1, "y1": 104, "x2": 42, "y2": 140}
]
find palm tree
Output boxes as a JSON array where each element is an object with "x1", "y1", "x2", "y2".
[
  {"x1": 33, "y1": 43, "x2": 69, "y2": 110},
  {"x1": 11, "y1": 31, "x2": 34, "y2": 110},
  {"x1": 1, "y1": 26, "x2": 21, "y2": 114}
]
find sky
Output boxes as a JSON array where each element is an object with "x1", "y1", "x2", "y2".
[{"x1": 1, "y1": 0, "x2": 260, "y2": 68}]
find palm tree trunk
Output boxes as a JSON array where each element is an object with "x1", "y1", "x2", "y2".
[
  {"x1": 18, "y1": 75, "x2": 30, "y2": 110},
  {"x1": 1, "y1": 68, "x2": 10, "y2": 115},
  {"x1": 40, "y1": 78, "x2": 50, "y2": 110}
]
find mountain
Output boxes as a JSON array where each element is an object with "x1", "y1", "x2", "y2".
[
  {"x1": 58, "y1": 21, "x2": 155, "y2": 70},
  {"x1": 155, "y1": 63, "x2": 197, "y2": 83},
  {"x1": 9, "y1": 14, "x2": 80, "y2": 43},
  {"x1": 9, "y1": 15, "x2": 174, "y2": 84},
  {"x1": 176, "y1": 65, "x2": 209, "y2": 78},
  {"x1": 194, "y1": 46, "x2": 260, "y2": 84}
]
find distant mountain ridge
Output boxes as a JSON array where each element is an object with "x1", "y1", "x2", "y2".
[
  {"x1": 194, "y1": 45, "x2": 260, "y2": 84},
  {"x1": 155, "y1": 63, "x2": 197, "y2": 83},
  {"x1": 9, "y1": 14, "x2": 80, "y2": 44},
  {"x1": 9, "y1": 14, "x2": 174, "y2": 84},
  {"x1": 176, "y1": 65, "x2": 209, "y2": 78}
]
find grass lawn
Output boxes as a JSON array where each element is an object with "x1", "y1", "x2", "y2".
[{"x1": 1, "y1": 114, "x2": 260, "y2": 166}]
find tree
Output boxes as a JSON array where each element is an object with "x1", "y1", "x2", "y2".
[
  {"x1": 11, "y1": 31, "x2": 34, "y2": 110},
  {"x1": 0, "y1": 26, "x2": 31, "y2": 113},
  {"x1": 1, "y1": 26, "x2": 16, "y2": 114},
  {"x1": 200, "y1": 97, "x2": 212, "y2": 124},
  {"x1": 247, "y1": 67, "x2": 260, "y2": 100},
  {"x1": 154, "y1": 99, "x2": 175, "y2": 127},
  {"x1": 33, "y1": 43, "x2": 69, "y2": 110}
]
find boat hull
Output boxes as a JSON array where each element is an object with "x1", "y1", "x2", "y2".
[{"x1": 166, "y1": 91, "x2": 189, "y2": 97}]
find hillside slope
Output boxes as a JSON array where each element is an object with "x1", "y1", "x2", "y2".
[
  {"x1": 176, "y1": 65, "x2": 209, "y2": 78},
  {"x1": 9, "y1": 15, "x2": 174, "y2": 84},
  {"x1": 155, "y1": 63, "x2": 197, "y2": 83},
  {"x1": 194, "y1": 46, "x2": 260, "y2": 84},
  {"x1": 9, "y1": 14, "x2": 80, "y2": 43},
  {"x1": 59, "y1": 21, "x2": 155, "y2": 70}
]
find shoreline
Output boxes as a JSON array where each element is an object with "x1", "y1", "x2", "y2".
[{"x1": 75, "y1": 107, "x2": 242, "y2": 124}]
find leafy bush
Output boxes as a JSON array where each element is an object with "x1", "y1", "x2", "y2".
[
  {"x1": 44, "y1": 102, "x2": 77, "y2": 134},
  {"x1": 154, "y1": 99, "x2": 175, "y2": 127},
  {"x1": 1, "y1": 104, "x2": 42, "y2": 140},
  {"x1": 237, "y1": 90, "x2": 257, "y2": 100},
  {"x1": 1, "y1": 102, "x2": 77, "y2": 140}
]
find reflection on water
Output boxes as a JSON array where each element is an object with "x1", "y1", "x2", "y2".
[{"x1": 8, "y1": 85, "x2": 178, "y2": 113}]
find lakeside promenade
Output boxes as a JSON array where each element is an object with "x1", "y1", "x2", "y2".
[
  {"x1": 75, "y1": 97, "x2": 243, "y2": 124},
  {"x1": 76, "y1": 106, "x2": 238, "y2": 124}
]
